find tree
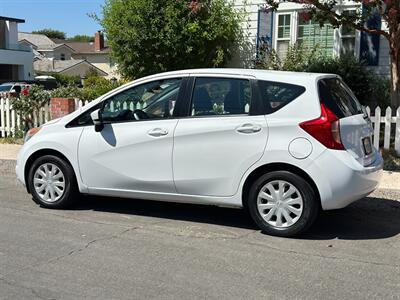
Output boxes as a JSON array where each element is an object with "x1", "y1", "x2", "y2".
[
  {"x1": 68, "y1": 35, "x2": 95, "y2": 42},
  {"x1": 265, "y1": 0, "x2": 400, "y2": 108},
  {"x1": 32, "y1": 28, "x2": 66, "y2": 40},
  {"x1": 95, "y1": 0, "x2": 243, "y2": 78}
]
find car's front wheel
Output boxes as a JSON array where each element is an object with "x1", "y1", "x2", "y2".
[
  {"x1": 28, "y1": 155, "x2": 79, "y2": 209},
  {"x1": 247, "y1": 171, "x2": 319, "y2": 237}
]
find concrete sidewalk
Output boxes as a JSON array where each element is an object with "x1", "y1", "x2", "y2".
[
  {"x1": 0, "y1": 144, "x2": 21, "y2": 160},
  {"x1": 1, "y1": 143, "x2": 399, "y2": 190}
]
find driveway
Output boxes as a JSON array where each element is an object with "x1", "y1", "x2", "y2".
[{"x1": 0, "y1": 174, "x2": 399, "y2": 299}]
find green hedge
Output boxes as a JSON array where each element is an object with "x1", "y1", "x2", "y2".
[{"x1": 255, "y1": 43, "x2": 390, "y2": 107}]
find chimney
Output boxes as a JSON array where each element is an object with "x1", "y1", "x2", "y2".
[
  {"x1": 49, "y1": 57, "x2": 55, "y2": 71},
  {"x1": 95, "y1": 31, "x2": 104, "y2": 51}
]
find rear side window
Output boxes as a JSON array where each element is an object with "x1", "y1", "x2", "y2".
[
  {"x1": 258, "y1": 81, "x2": 306, "y2": 114},
  {"x1": 318, "y1": 78, "x2": 363, "y2": 118}
]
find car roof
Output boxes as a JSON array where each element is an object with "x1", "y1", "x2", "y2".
[
  {"x1": 141, "y1": 68, "x2": 337, "y2": 83},
  {"x1": 0, "y1": 82, "x2": 26, "y2": 85}
]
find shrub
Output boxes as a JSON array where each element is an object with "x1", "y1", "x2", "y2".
[
  {"x1": 50, "y1": 85, "x2": 83, "y2": 99},
  {"x1": 369, "y1": 77, "x2": 391, "y2": 108},
  {"x1": 81, "y1": 75, "x2": 122, "y2": 101},
  {"x1": 43, "y1": 75, "x2": 122, "y2": 102},
  {"x1": 11, "y1": 85, "x2": 50, "y2": 131},
  {"x1": 52, "y1": 73, "x2": 81, "y2": 87},
  {"x1": 35, "y1": 72, "x2": 81, "y2": 87},
  {"x1": 381, "y1": 149, "x2": 400, "y2": 171},
  {"x1": 255, "y1": 43, "x2": 378, "y2": 106}
]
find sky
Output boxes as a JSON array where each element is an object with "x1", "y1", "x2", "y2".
[{"x1": 0, "y1": 0, "x2": 104, "y2": 37}]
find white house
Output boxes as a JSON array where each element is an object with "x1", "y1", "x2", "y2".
[
  {"x1": 0, "y1": 16, "x2": 34, "y2": 83},
  {"x1": 233, "y1": 1, "x2": 390, "y2": 76}
]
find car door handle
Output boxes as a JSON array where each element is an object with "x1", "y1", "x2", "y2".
[
  {"x1": 148, "y1": 128, "x2": 169, "y2": 137},
  {"x1": 236, "y1": 124, "x2": 262, "y2": 134}
]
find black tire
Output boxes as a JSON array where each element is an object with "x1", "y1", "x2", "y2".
[
  {"x1": 247, "y1": 171, "x2": 319, "y2": 237},
  {"x1": 28, "y1": 155, "x2": 79, "y2": 209}
]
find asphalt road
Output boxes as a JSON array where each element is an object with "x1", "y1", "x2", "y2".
[{"x1": 0, "y1": 174, "x2": 399, "y2": 300}]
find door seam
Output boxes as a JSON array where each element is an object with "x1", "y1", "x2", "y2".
[{"x1": 171, "y1": 119, "x2": 180, "y2": 193}]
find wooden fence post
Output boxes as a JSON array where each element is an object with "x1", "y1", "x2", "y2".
[
  {"x1": 0, "y1": 98, "x2": 5, "y2": 137},
  {"x1": 373, "y1": 106, "x2": 381, "y2": 149},
  {"x1": 384, "y1": 107, "x2": 392, "y2": 150},
  {"x1": 5, "y1": 98, "x2": 10, "y2": 137}
]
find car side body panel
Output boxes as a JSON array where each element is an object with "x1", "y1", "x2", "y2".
[{"x1": 16, "y1": 69, "x2": 383, "y2": 212}]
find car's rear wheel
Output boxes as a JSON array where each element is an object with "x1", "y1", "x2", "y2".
[
  {"x1": 247, "y1": 171, "x2": 318, "y2": 237},
  {"x1": 28, "y1": 155, "x2": 78, "y2": 209}
]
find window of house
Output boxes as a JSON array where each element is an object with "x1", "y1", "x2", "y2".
[
  {"x1": 60, "y1": 53, "x2": 66, "y2": 61},
  {"x1": 190, "y1": 78, "x2": 251, "y2": 116},
  {"x1": 297, "y1": 19, "x2": 334, "y2": 56},
  {"x1": 340, "y1": 10, "x2": 356, "y2": 56},
  {"x1": 276, "y1": 14, "x2": 291, "y2": 58}
]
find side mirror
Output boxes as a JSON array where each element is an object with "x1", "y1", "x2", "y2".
[
  {"x1": 90, "y1": 109, "x2": 104, "y2": 132},
  {"x1": 9, "y1": 89, "x2": 16, "y2": 93}
]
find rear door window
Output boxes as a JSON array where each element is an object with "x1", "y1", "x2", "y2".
[
  {"x1": 318, "y1": 78, "x2": 363, "y2": 118},
  {"x1": 258, "y1": 81, "x2": 306, "y2": 114},
  {"x1": 189, "y1": 77, "x2": 252, "y2": 116}
]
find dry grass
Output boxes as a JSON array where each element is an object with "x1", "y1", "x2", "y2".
[{"x1": 0, "y1": 137, "x2": 24, "y2": 145}]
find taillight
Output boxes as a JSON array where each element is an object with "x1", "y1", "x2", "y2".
[{"x1": 299, "y1": 104, "x2": 345, "y2": 150}]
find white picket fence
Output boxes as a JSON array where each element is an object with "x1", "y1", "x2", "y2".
[
  {"x1": 0, "y1": 97, "x2": 88, "y2": 137},
  {"x1": 0, "y1": 96, "x2": 399, "y2": 154}
]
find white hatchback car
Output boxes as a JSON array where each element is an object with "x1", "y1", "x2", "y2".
[{"x1": 16, "y1": 69, "x2": 383, "y2": 236}]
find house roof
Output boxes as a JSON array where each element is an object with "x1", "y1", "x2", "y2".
[
  {"x1": 64, "y1": 41, "x2": 110, "y2": 54},
  {"x1": 53, "y1": 44, "x2": 76, "y2": 52},
  {"x1": 18, "y1": 32, "x2": 56, "y2": 50},
  {"x1": 49, "y1": 38, "x2": 110, "y2": 54},
  {"x1": 18, "y1": 33, "x2": 110, "y2": 54},
  {"x1": 0, "y1": 16, "x2": 25, "y2": 23},
  {"x1": 34, "y1": 58, "x2": 108, "y2": 76}
]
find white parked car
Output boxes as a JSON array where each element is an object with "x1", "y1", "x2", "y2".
[
  {"x1": 16, "y1": 69, "x2": 383, "y2": 237},
  {"x1": 0, "y1": 82, "x2": 30, "y2": 96}
]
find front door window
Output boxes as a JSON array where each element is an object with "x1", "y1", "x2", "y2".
[{"x1": 102, "y1": 78, "x2": 182, "y2": 123}]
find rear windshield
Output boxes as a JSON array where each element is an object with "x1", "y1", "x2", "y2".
[{"x1": 318, "y1": 78, "x2": 363, "y2": 118}]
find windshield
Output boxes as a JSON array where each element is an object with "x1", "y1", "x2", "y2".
[{"x1": 0, "y1": 85, "x2": 12, "y2": 92}]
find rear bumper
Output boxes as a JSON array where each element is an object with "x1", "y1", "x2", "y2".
[{"x1": 307, "y1": 150, "x2": 383, "y2": 210}]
